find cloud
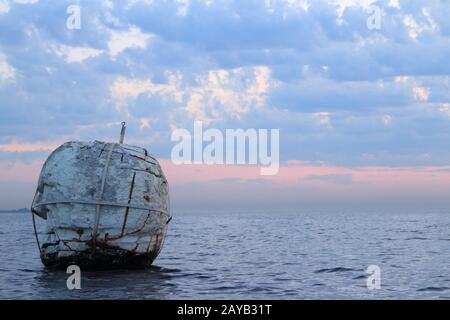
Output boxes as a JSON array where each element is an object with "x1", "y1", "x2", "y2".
[
  {"x1": 413, "y1": 86, "x2": 430, "y2": 101},
  {"x1": 0, "y1": 52, "x2": 15, "y2": 83},
  {"x1": 382, "y1": 114, "x2": 393, "y2": 126},
  {"x1": 108, "y1": 25, "x2": 153, "y2": 57},
  {"x1": 0, "y1": 0, "x2": 10, "y2": 14},
  {"x1": 304, "y1": 173, "x2": 355, "y2": 185},
  {"x1": 14, "y1": 0, "x2": 40, "y2": 4},
  {"x1": 2, "y1": 155, "x2": 450, "y2": 209},
  {"x1": 53, "y1": 45, "x2": 103, "y2": 64},
  {"x1": 1, "y1": 0, "x2": 450, "y2": 171},
  {"x1": 0, "y1": 0, "x2": 40, "y2": 15},
  {"x1": 437, "y1": 103, "x2": 450, "y2": 118},
  {"x1": 139, "y1": 117, "x2": 152, "y2": 129},
  {"x1": 313, "y1": 112, "x2": 331, "y2": 126},
  {"x1": 109, "y1": 73, "x2": 182, "y2": 113},
  {"x1": 403, "y1": 8, "x2": 438, "y2": 39},
  {"x1": 185, "y1": 66, "x2": 272, "y2": 123},
  {"x1": 0, "y1": 141, "x2": 58, "y2": 153},
  {"x1": 110, "y1": 65, "x2": 272, "y2": 123},
  {"x1": 3, "y1": 0, "x2": 450, "y2": 209}
]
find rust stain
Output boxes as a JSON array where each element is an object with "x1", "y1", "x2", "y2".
[
  {"x1": 75, "y1": 228, "x2": 84, "y2": 237},
  {"x1": 31, "y1": 140, "x2": 170, "y2": 270}
]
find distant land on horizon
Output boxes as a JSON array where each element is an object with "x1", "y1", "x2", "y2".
[{"x1": 0, "y1": 208, "x2": 29, "y2": 213}]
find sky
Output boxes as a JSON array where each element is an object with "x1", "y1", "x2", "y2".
[{"x1": 1, "y1": 0, "x2": 450, "y2": 211}]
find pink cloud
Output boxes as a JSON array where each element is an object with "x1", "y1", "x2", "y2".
[
  {"x1": 160, "y1": 160, "x2": 450, "y2": 189},
  {"x1": 2, "y1": 157, "x2": 450, "y2": 208},
  {"x1": 0, "y1": 142, "x2": 59, "y2": 153}
]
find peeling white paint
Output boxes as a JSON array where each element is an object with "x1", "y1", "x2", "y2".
[{"x1": 31, "y1": 140, "x2": 171, "y2": 269}]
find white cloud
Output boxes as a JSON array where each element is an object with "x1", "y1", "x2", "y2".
[
  {"x1": 127, "y1": 0, "x2": 153, "y2": 7},
  {"x1": 176, "y1": 0, "x2": 190, "y2": 16},
  {"x1": 2, "y1": 0, "x2": 450, "y2": 173},
  {"x1": 0, "y1": 0, "x2": 10, "y2": 14},
  {"x1": 382, "y1": 115, "x2": 393, "y2": 126},
  {"x1": 110, "y1": 72, "x2": 182, "y2": 113},
  {"x1": 403, "y1": 8, "x2": 437, "y2": 39},
  {"x1": 53, "y1": 45, "x2": 103, "y2": 64},
  {"x1": 438, "y1": 103, "x2": 450, "y2": 117},
  {"x1": 403, "y1": 15, "x2": 422, "y2": 39},
  {"x1": 387, "y1": 0, "x2": 400, "y2": 9},
  {"x1": 110, "y1": 66, "x2": 273, "y2": 123},
  {"x1": 1, "y1": 0, "x2": 40, "y2": 14},
  {"x1": 0, "y1": 52, "x2": 16, "y2": 84},
  {"x1": 394, "y1": 76, "x2": 430, "y2": 103},
  {"x1": 265, "y1": 0, "x2": 310, "y2": 13},
  {"x1": 413, "y1": 86, "x2": 429, "y2": 101},
  {"x1": 139, "y1": 117, "x2": 152, "y2": 129},
  {"x1": 14, "y1": 0, "x2": 39, "y2": 4},
  {"x1": 186, "y1": 66, "x2": 271, "y2": 122},
  {"x1": 108, "y1": 26, "x2": 153, "y2": 57},
  {"x1": 313, "y1": 112, "x2": 331, "y2": 126},
  {"x1": 330, "y1": 0, "x2": 377, "y2": 18},
  {"x1": 394, "y1": 76, "x2": 410, "y2": 83}
]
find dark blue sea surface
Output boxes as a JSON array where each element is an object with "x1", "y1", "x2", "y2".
[{"x1": 1, "y1": 210, "x2": 450, "y2": 299}]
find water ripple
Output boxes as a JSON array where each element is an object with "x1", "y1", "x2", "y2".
[
  {"x1": 314, "y1": 267, "x2": 360, "y2": 274},
  {"x1": 1, "y1": 211, "x2": 450, "y2": 299}
]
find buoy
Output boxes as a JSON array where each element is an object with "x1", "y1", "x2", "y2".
[{"x1": 30, "y1": 122, "x2": 171, "y2": 270}]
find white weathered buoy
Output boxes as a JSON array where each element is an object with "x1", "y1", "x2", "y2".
[{"x1": 31, "y1": 123, "x2": 171, "y2": 269}]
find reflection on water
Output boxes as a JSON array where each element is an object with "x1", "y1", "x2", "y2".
[{"x1": 1, "y1": 210, "x2": 450, "y2": 299}]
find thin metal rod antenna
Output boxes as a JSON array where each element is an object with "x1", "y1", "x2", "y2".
[{"x1": 119, "y1": 122, "x2": 126, "y2": 144}]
